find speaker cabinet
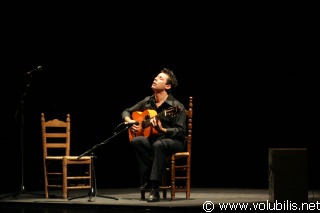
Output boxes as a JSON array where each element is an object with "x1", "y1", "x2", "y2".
[{"x1": 269, "y1": 148, "x2": 308, "y2": 203}]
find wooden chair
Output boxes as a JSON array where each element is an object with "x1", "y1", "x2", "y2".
[
  {"x1": 141, "y1": 96, "x2": 193, "y2": 200},
  {"x1": 41, "y1": 113, "x2": 92, "y2": 199}
]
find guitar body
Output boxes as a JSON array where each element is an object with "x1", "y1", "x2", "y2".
[
  {"x1": 128, "y1": 109, "x2": 158, "y2": 142},
  {"x1": 128, "y1": 106, "x2": 181, "y2": 142}
]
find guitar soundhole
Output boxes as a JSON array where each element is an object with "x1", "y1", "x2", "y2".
[{"x1": 141, "y1": 115, "x2": 150, "y2": 129}]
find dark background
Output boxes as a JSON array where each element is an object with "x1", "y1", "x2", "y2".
[{"x1": 1, "y1": 4, "x2": 319, "y2": 194}]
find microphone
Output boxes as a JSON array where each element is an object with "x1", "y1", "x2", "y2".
[
  {"x1": 25, "y1": 66, "x2": 43, "y2": 75},
  {"x1": 123, "y1": 121, "x2": 139, "y2": 126}
]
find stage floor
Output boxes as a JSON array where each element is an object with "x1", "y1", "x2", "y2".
[{"x1": 1, "y1": 188, "x2": 320, "y2": 212}]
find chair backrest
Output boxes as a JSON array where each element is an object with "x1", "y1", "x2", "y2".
[
  {"x1": 41, "y1": 113, "x2": 71, "y2": 157},
  {"x1": 185, "y1": 96, "x2": 193, "y2": 154}
]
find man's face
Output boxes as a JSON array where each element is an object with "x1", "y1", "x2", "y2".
[{"x1": 151, "y1": 73, "x2": 171, "y2": 92}]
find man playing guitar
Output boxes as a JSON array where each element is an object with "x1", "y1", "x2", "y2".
[{"x1": 121, "y1": 68, "x2": 186, "y2": 202}]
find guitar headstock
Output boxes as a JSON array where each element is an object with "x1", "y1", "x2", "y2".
[{"x1": 165, "y1": 105, "x2": 181, "y2": 118}]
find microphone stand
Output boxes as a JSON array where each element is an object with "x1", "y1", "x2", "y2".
[
  {"x1": 68, "y1": 123, "x2": 131, "y2": 202},
  {"x1": 1, "y1": 74, "x2": 44, "y2": 199}
]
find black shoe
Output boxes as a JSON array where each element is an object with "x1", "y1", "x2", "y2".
[
  {"x1": 139, "y1": 182, "x2": 152, "y2": 190},
  {"x1": 147, "y1": 188, "x2": 160, "y2": 202}
]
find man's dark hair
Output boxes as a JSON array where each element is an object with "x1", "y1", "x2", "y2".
[{"x1": 161, "y1": 68, "x2": 178, "y2": 93}]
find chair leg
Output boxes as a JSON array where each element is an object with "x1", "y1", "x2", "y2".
[
  {"x1": 44, "y1": 161, "x2": 49, "y2": 199},
  {"x1": 45, "y1": 187, "x2": 49, "y2": 199},
  {"x1": 171, "y1": 160, "x2": 176, "y2": 200},
  {"x1": 186, "y1": 179, "x2": 190, "y2": 199},
  {"x1": 171, "y1": 189, "x2": 176, "y2": 200},
  {"x1": 62, "y1": 158, "x2": 68, "y2": 199},
  {"x1": 186, "y1": 164, "x2": 191, "y2": 199},
  {"x1": 44, "y1": 177, "x2": 49, "y2": 199}
]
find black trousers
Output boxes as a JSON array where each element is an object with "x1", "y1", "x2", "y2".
[{"x1": 131, "y1": 136, "x2": 185, "y2": 182}]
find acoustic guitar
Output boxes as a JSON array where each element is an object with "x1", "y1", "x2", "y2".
[{"x1": 128, "y1": 106, "x2": 181, "y2": 142}]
